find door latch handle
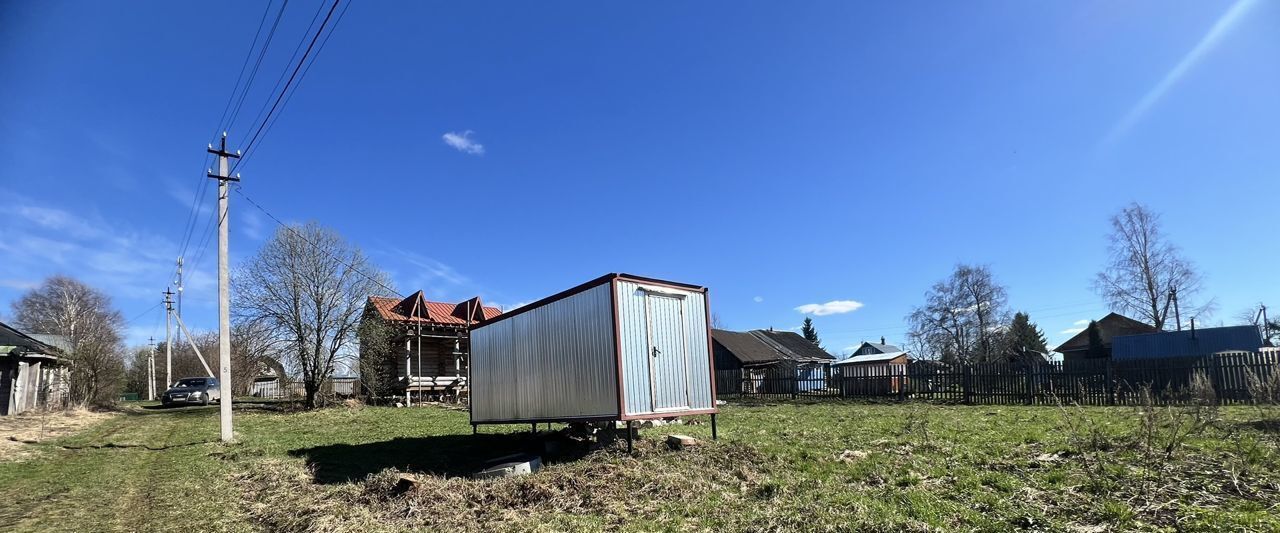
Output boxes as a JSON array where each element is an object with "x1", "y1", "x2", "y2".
[{"x1": 652, "y1": 347, "x2": 661, "y2": 357}]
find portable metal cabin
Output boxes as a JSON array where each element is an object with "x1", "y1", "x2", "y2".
[{"x1": 470, "y1": 273, "x2": 718, "y2": 432}]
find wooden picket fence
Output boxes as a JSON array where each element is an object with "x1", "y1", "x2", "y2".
[{"x1": 717, "y1": 351, "x2": 1279, "y2": 406}]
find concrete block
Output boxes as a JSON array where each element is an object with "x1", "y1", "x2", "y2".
[
  {"x1": 475, "y1": 453, "x2": 543, "y2": 479},
  {"x1": 666, "y1": 434, "x2": 698, "y2": 450}
]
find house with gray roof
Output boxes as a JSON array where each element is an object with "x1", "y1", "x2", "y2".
[
  {"x1": 712, "y1": 328, "x2": 834, "y2": 394},
  {"x1": 834, "y1": 337, "x2": 911, "y2": 367}
]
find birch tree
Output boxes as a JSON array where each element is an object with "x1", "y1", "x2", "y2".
[
  {"x1": 907, "y1": 264, "x2": 1009, "y2": 363},
  {"x1": 11, "y1": 275, "x2": 125, "y2": 406},
  {"x1": 234, "y1": 222, "x2": 392, "y2": 408},
  {"x1": 1094, "y1": 203, "x2": 1206, "y2": 330}
]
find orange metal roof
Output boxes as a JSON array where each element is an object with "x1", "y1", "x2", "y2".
[{"x1": 367, "y1": 291, "x2": 502, "y2": 327}]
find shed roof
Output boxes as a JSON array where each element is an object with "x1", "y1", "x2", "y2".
[
  {"x1": 712, "y1": 329, "x2": 834, "y2": 365},
  {"x1": 712, "y1": 329, "x2": 782, "y2": 364},
  {"x1": 834, "y1": 351, "x2": 910, "y2": 365},
  {"x1": 0, "y1": 320, "x2": 65, "y2": 361},
  {"x1": 1053, "y1": 312, "x2": 1157, "y2": 353},
  {"x1": 367, "y1": 291, "x2": 502, "y2": 327},
  {"x1": 1112, "y1": 325, "x2": 1264, "y2": 360},
  {"x1": 753, "y1": 330, "x2": 835, "y2": 361}
]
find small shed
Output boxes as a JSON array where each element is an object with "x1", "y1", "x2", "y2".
[
  {"x1": 833, "y1": 341, "x2": 911, "y2": 396},
  {"x1": 470, "y1": 273, "x2": 717, "y2": 430},
  {"x1": 1, "y1": 321, "x2": 70, "y2": 416}
]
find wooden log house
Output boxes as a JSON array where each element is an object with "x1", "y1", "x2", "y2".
[{"x1": 360, "y1": 291, "x2": 502, "y2": 403}]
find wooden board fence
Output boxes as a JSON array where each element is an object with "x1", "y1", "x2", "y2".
[{"x1": 717, "y1": 351, "x2": 1279, "y2": 406}]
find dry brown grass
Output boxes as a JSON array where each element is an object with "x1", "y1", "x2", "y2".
[
  {"x1": 0, "y1": 407, "x2": 116, "y2": 462},
  {"x1": 236, "y1": 437, "x2": 775, "y2": 533}
]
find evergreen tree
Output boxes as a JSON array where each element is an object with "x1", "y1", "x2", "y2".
[
  {"x1": 800, "y1": 317, "x2": 821, "y2": 347},
  {"x1": 1085, "y1": 320, "x2": 1107, "y2": 359},
  {"x1": 1002, "y1": 312, "x2": 1048, "y2": 360}
]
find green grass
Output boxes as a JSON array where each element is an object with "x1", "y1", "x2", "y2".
[{"x1": 1, "y1": 400, "x2": 1278, "y2": 532}]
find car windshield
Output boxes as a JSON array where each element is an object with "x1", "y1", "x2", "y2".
[{"x1": 175, "y1": 379, "x2": 206, "y2": 387}]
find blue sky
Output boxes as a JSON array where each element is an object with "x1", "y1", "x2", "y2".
[{"x1": 1, "y1": 0, "x2": 1277, "y2": 356}]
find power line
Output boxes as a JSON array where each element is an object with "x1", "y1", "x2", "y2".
[
  {"x1": 236, "y1": 0, "x2": 328, "y2": 149},
  {"x1": 224, "y1": 0, "x2": 292, "y2": 134},
  {"x1": 234, "y1": 185, "x2": 399, "y2": 297},
  {"x1": 211, "y1": 0, "x2": 277, "y2": 138},
  {"x1": 233, "y1": 0, "x2": 352, "y2": 174},
  {"x1": 122, "y1": 301, "x2": 164, "y2": 328},
  {"x1": 231, "y1": 0, "x2": 345, "y2": 175},
  {"x1": 173, "y1": 0, "x2": 282, "y2": 292}
]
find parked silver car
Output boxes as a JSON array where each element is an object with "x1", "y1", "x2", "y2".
[{"x1": 161, "y1": 377, "x2": 221, "y2": 406}]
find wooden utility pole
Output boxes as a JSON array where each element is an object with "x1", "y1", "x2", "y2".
[
  {"x1": 1171, "y1": 288, "x2": 1182, "y2": 331},
  {"x1": 207, "y1": 133, "x2": 240, "y2": 443},
  {"x1": 164, "y1": 288, "x2": 175, "y2": 389}
]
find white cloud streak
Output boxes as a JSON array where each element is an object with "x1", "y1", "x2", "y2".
[
  {"x1": 753, "y1": 296, "x2": 763, "y2": 303},
  {"x1": 794, "y1": 300, "x2": 865, "y2": 316},
  {"x1": 442, "y1": 130, "x2": 485, "y2": 155},
  {"x1": 1102, "y1": 0, "x2": 1259, "y2": 145}
]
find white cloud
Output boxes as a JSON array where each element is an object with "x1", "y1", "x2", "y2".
[
  {"x1": 0, "y1": 279, "x2": 39, "y2": 291},
  {"x1": 752, "y1": 296, "x2": 763, "y2": 303},
  {"x1": 0, "y1": 190, "x2": 201, "y2": 347},
  {"x1": 442, "y1": 130, "x2": 485, "y2": 155},
  {"x1": 1060, "y1": 319, "x2": 1091, "y2": 336},
  {"x1": 794, "y1": 300, "x2": 864, "y2": 316},
  {"x1": 241, "y1": 209, "x2": 266, "y2": 241}
]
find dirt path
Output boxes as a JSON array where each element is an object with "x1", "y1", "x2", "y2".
[{"x1": 0, "y1": 406, "x2": 254, "y2": 532}]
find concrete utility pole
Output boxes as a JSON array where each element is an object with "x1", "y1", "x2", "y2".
[
  {"x1": 175, "y1": 256, "x2": 184, "y2": 318},
  {"x1": 207, "y1": 133, "x2": 240, "y2": 443},
  {"x1": 164, "y1": 288, "x2": 175, "y2": 388},
  {"x1": 174, "y1": 257, "x2": 184, "y2": 352},
  {"x1": 147, "y1": 337, "x2": 157, "y2": 401}
]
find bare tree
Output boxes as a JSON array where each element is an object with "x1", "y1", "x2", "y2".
[
  {"x1": 124, "y1": 346, "x2": 152, "y2": 396},
  {"x1": 1237, "y1": 303, "x2": 1279, "y2": 345},
  {"x1": 907, "y1": 264, "x2": 1009, "y2": 363},
  {"x1": 234, "y1": 222, "x2": 393, "y2": 408},
  {"x1": 231, "y1": 319, "x2": 287, "y2": 396},
  {"x1": 11, "y1": 275, "x2": 125, "y2": 406},
  {"x1": 1094, "y1": 203, "x2": 1208, "y2": 331}
]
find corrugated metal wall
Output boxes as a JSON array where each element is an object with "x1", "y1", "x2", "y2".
[
  {"x1": 470, "y1": 282, "x2": 619, "y2": 422},
  {"x1": 615, "y1": 280, "x2": 714, "y2": 416}
]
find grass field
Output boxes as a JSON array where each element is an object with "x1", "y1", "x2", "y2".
[{"x1": 1, "y1": 399, "x2": 1278, "y2": 532}]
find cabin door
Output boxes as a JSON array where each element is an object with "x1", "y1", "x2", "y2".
[{"x1": 644, "y1": 292, "x2": 691, "y2": 412}]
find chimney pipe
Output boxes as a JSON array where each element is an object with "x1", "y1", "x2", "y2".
[
  {"x1": 1190, "y1": 317, "x2": 1197, "y2": 340},
  {"x1": 881, "y1": 336, "x2": 886, "y2": 345}
]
